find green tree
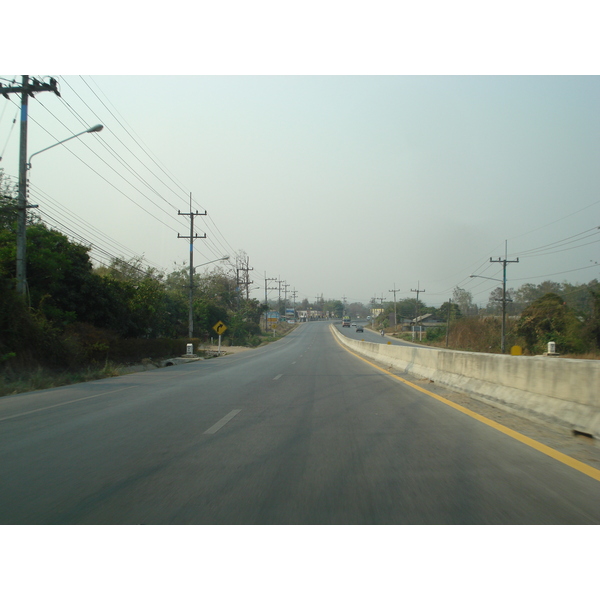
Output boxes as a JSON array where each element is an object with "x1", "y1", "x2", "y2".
[
  {"x1": 453, "y1": 286, "x2": 477, "y2": 316},
  {"x1": 323, "y1": 299, "x2": 344, "y2": 318},
  {"x1": 437, "y1": 301, "x2": 461, "y2": 321},
  {"x1": 582, "y1": 289, "x2": 600, "y2": 350},
  {"x1": 515, "y1": 292, "x2": 586, "y2": 355}
]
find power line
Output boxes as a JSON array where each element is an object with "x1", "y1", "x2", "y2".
[
  {"x1": 58, "y1": 79, "x2": 184, "y2": 211},
  {"x1": 84, "y1": 76, "x2": 191, "y2": 199},
  {"x1": 27, "y1": 182, "x2": 165, "y2": 271},
  {"x1": 31, "y1": 99, "x2": 184, "y2": 230}
]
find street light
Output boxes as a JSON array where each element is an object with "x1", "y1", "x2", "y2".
[
  {"x1": 470, "y1": 273, "x2": 511, "y2": 353},
  {"x1": 188, "y1": 255, "x2": 229, "y2": 338},
  {"x1": 194, "y1": 255, "x2": 230, "y2": 271},
  {"x1": 16, "y1": 124, "x2": 104, "y2": 296},
  {"x1": 27, "y1": 124, "x2": 104, "y2": 169}
]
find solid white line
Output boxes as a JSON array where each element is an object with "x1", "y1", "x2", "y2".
[
  {"x1": 273, "y1": 374, "x2": 283, "y2": 380},
  {"x1": 0, "y1": 386, "x2": 139, "y2": 422},
  {"x1": 203, "y1": 409, "x2": 242, "y2": 435}
]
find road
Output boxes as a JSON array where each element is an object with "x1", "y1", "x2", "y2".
[
  {"x1": 1, "y1": 321, "x2": 599, "y2": 524},
  {"x1": 335, "y1": 320, "x2": 427, "y2": 347}
]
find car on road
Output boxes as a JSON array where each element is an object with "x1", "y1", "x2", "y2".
[{"x1": 356, "y1": 326, "x2": 364, "y2": 332}]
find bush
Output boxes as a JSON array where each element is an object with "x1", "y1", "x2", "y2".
[
  {"x1": 515, "y1": 293, "x2": 586, "y2": 355},
  {"x1": 425, "y1": 326, "x2": 446, "y2": 342}
]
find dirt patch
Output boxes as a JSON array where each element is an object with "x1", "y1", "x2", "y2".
[{"x1": 201, "y1": 345, "x2": 251, "y2": 355}]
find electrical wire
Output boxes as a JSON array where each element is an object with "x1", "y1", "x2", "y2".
[
  {"x1": 32, "y1": 99, "x2": 184, "y2": 230},
  {"x1": 0, "y1": 99, "x2": 19, "y2": 162},
  {"x1": 61, "y1": 77, "x2": 243, "y2": 266},
  {"x1": 33, "y1": 206, "x2": 162, "y2": 279},
  {"x1": 58, "y1": 79, "x2": 184, "y2": 211},
  {"x1": 28, "y1": 182, "x2": 165, "y2": 271},
  {"x1": 83, "y1": 76, "x2": 191, "y2": 200}
]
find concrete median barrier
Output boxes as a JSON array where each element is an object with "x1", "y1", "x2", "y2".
[{"x1": 331, "y1": 325, "x2": 600, "y2": 439}]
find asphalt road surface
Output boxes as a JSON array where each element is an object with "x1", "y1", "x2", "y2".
[
  {"x1": 1, "y1": 321, "x2": 599, "y2": 524},
  {"x1": 335, "y1": 320, "x2": 427, "y2": 347}
]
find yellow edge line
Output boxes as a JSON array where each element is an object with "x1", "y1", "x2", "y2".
[{"x1": 331, "y1": 327, "x2": 600, "y2": 483}]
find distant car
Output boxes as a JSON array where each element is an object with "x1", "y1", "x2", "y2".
[
  {"x1": 351, "y1": 323, "x2": 357, "y2": 327},
  {"x1": 356, "y1": 326, "x2": 364, "y2": 333}
]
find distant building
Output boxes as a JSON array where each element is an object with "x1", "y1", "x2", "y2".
[
  {"x1": 297, "y1": 309, "x2": 323, "y2": 321},
  {"x1": 402, "y1": 313, "x2": 443, "y2": 331}
]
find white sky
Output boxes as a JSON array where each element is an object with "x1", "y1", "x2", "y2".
[{"x1": 2, "y1": 3, "x2": 599, "y2": 311}]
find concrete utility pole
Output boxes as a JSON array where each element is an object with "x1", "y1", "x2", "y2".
[
  {"x1": 1, "y1": 76, "x2": 60, "y2": 295},
  {"x1": 490, "y1": 242, "x2": 519, "y2": 353},
  {"x1": 278, "y1": 277, "x2": 282, "y2": 314},
  {"x1": 236, "y1": 254, "x2": 254, "y2": 302},
  {"x1": 178, "y1": 194, "x2": 206, "y2": 338},
  {"x1": 342, "y1": 295, "x2": 347, "y2": 317},
  {"x1": 446, "y1": 297, "x2": 452, "y2": 348},
  {"x1": 370, "y1": 296, "x2": 377, "y2": 327},
  {"x1": 283, "y1": 282, "x2": 290, "y2": 310},
  {"x1": 389, "y1": 284, "x2": 401, "y2": 331},
  {"x1": 411, "y1": 282, "x2": 425, "y2": 339},
  {"x1": 264, "y1": 273, "x2": 278, "y2": 331}
]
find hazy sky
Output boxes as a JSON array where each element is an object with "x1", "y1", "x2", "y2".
[
  {"x1": 1, "y1": 74, "x2": 599, "y2": 308},
  {"x1": 3, "y1": 2, "x2": 600, "y2": 310}
]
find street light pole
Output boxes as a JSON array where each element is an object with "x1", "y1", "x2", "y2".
[{"x1": 16, "y1": 123, "x2": 104, "y2": 296}]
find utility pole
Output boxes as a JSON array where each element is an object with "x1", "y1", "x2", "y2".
[
  {"x1": 370, "y1": 296, "x2": 377, "y2": 328},
  {"x1": 283, "y1": 282, "x2": 290, "y2": 312},
  {"x1": 178, "y1": 194, "x2": 206, "y2": 339},
  {"x1": 291, "y1": 288, "x2": 298, "y2": 317},
  {"x1": 411, "y1": 282, "x2": 425, "y2": 340},
  {"x1": 278, "y1": 277, "x2": 282, "y2": 315},
  {"x1": 264, "y1": 273, "x2": 278, "y2": 331},
  {"x1": 342, "y1": 295, "x2": 347, "y2": 318},
  {"x1": 2, "y1": 76, "x2": 60, "y2": 295},
  {"x1": 236, "y1": 254, "x2": 254, "y2": 302},
  {"x1": 446, "y1": 297, "x2": 452, "y2": 348},
  {"x1": 389, "y1": 284, "x2": 401, "y2": 331},
  {"x1": 490, "y1": 242, "x2": 519, "y2": 353}
]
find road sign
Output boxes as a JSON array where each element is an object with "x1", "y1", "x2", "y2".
[{"x1": 213, "y1": 321, "x2": 227, "y2": 335}]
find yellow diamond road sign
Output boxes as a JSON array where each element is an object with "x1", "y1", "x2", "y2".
[{"x1": 213, "y1": 321, "x2": 227, "y2": 335}]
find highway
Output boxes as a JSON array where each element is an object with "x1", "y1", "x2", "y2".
[
  {"x1": 334, "y1": 319, "x2": 428, "y2": 347},
  {"x1": 1, "y1": 320, "x2": 599, "y2": 524}
]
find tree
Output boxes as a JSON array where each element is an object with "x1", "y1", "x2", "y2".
[
  {"x1": 582, "y1": 289, "x2": 600, "y2": 350},
  {"x1": 453, "y1": 287, "x2": 477, "y2": 316},
  {"x1": 438, "y1": 301, "x2": 461, "y2": 321},
  {"x1": 515, "y1": 293, "x2": 585, "y2": 355},
  {"x1": 323, "y1": 299, "x2": 344, "y2": 318},
  {"x1": 486, "y1": 286, "x2": 517, "y2": 316}
]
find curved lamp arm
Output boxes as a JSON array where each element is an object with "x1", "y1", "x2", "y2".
[{"x1": 27, "y1": 124, "x2": 103, "y2": 169}]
